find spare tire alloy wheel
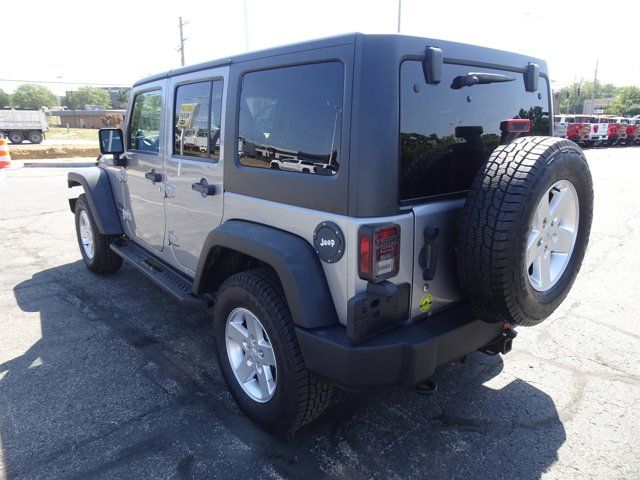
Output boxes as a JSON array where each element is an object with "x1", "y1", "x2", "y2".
[
  {"x1": 457, "y1": 136, "x2": 593, "y2": 327},
  {"x1": 225, "y1": 307, "x2": 277, "y2": 402},
  {"x1": 527, "y1": 180, "x2": 579, "y2": 292}
]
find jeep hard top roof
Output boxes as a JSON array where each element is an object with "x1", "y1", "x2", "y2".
[{"x1": 133, "y1": 33, "x2": 547, "y2": 87}]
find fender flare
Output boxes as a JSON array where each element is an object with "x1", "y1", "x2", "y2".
[
  {"x1": 194, "y1": 220, "x2": 339, "y2": 329},
  {"x1": 67, "y1": 167, "x2": 123, "y2": 235}
]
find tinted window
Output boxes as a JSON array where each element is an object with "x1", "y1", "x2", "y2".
[
  {"x1": 129, "y1": 90, "x2": 162, "y2": 153},
  {"x1": 238, "y1": 62, "x2": 344, "y2": 175},
  {"x1": 174, "y1": 79, "x2": 224, "y2": 160},
  {"x1": 210, "y1": 80, "x2": 223, "y2": 158},
  {"x1": 400, "y1": 61, "x2": 550, "y2": 201}
]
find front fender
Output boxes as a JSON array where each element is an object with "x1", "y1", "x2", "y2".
[
  {"x1": 67, "y1": 167, "x2": 123, "y2": 235},
  {"x1": 194, "y1": 220, "x2": 339, "y2": 329}
]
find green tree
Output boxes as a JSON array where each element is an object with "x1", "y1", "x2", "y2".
[
  {"x1": 557, "y1": 81, "x2": 621, "y2": 114},
  {"x1": 11, "y1": 84, "x2": 57, "y2": 109},
  {"x1": 116, "y1": 88, "x2": 130, "y2": 105},
  {"x1": 65, "y1": 86, "x2": 112, "y2": 110},
  {"x1": 607, "y1": 87, "x2": 640, "y2": 116},
  {"x1": 0, "y1": 89, "x2": 11, "y2": 108}
]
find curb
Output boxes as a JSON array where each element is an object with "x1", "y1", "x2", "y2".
[{"x1": 22, "y1": 161, "x2": 96, "y2": 168}]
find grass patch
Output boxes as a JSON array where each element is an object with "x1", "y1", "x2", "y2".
[{"x1": 46, "y1": 127, "x2": 99, "y2": 141}]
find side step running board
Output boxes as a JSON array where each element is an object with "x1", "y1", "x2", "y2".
[{"x1": 110, "y1": 240, "x2": 207, "y2": 308}]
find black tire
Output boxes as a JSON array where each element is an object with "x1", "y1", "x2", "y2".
[
  {"x1": 457, "y1": 136, "x2": 593, "y2": 326},
  {"x1": 28, "y1": 131, "x2": 43, "y2": 144},
  {"x1": 213, "y1": 268, "x2": 333, "y2": 433},
  {"x1": 8, "y1": 132, "x2": 24, "y2": 144},
  {"x1": 74, "y1": 194, "x2": 123, "y2": 275}
]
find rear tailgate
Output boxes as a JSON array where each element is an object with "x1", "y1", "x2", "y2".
[{"x1": 400, "y1": 59, "x2": 551, "y2": 318}]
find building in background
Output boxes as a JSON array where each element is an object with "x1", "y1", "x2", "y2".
[
  {"x1": 101, "y1": 87, "x2": 129, "y2": 109},
  {"x1": 583, "y1": 98, "x2": 615, "y2": 115},
  {"x1": 46, "y1": 110, "x2": 126, "y2": 129}
]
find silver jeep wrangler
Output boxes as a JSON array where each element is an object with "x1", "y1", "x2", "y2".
[{"x1": 68, "y1": 34, "x2": 593, "y2": 433}]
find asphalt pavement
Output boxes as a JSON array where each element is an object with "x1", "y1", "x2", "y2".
[{"x1": 1, "y1": 147, "x2": 639, "y2": 479}]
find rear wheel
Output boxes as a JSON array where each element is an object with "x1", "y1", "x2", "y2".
[
  {"x1": 8, "y1": 132, "x2": 24, "y2": 144},
  {"x1": 213, "y1": 269, "x2": 333, "y2": 433},
  {"x1": 28, "y1": 131, "x2": 43, "y2": 144},
  {"x1": 457, "y1": 136, "x2": 593, "y2": 326}
]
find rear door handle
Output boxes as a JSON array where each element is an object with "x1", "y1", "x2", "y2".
[
  {"x1": 419, "y1": 226, "x2": 439, "y2": 281},
  {"x1": 192, "y1": 178, "x2": 216, "y2": 197},
  {"x1": 144, "y1": 168, "x2": 163, "y2": 183}
]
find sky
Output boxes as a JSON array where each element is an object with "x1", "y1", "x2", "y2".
[{"x1": 2, "y1": 0, "x2": 639, "y2": 96}]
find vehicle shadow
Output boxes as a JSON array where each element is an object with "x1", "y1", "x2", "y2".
[{"x1": 2, "y1": 260, "x2": 566, "y2": 479}]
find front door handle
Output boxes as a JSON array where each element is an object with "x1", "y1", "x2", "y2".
[
  {"x1": 145, "y1": 168, "x2": 163, "y2": 184},
  {"x1": 191, "y1": 178, "x2": 216, "y2": 197}
]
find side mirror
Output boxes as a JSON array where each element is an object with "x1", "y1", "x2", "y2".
[{"x1": 98, "y1": 128, "x2": 125, "y2": 155}]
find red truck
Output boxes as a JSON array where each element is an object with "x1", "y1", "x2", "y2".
[{"x1": 606, "y1": 117, "x2": 630, "y2": 146}]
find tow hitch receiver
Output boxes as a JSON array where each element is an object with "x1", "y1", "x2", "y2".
[{"x1": 479, "y1": 328, "x2": 517, "y2": 356}]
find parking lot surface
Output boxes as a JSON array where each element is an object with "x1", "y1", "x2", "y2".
[{"x1": 1, "y1": 147, "x2": 639, "y2": 480}]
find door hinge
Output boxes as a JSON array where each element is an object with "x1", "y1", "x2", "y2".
[{"x1": 168, "y1": 230, "x2": 180, "y2": 247}]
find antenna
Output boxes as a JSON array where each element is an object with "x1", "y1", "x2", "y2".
[
  {"x1": 178, "y1": 17, "x2": 188, "y2": 67},
  {"x1": 397, "y1": 0, "x2": 402, "y2": 33}
]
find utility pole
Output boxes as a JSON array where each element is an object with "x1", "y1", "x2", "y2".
[
  {"x1": 178, "y1": 17, "x2": 187, "y2": 67},
  {"x1": 397, "y1": 0, "x2": 402, "y2": 33},
  {"x1": 590, "y1": 60, "x2": 598, "y2": 114},
  {"x1": 243, "y1": 0, "x2": 250, "y2": 51}
]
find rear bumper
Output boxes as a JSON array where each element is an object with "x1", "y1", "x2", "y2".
[{"x1": 295, "y1": 303, "x2": 505, "y2": 389}]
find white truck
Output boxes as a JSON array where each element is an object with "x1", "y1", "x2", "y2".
[{"x1": 0, "y1": 109, "x2": 48, "y2": 144}]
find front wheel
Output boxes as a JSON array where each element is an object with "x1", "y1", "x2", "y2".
[
  {"x1": 74, "y1": 194, "x2": 123, "y2": 275},
  {"x1": 213, "y1": 269, "x2": 333, "y2": 433}
]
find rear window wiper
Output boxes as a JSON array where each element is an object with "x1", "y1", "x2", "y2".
[{"x1": 451, "y1": 72, "x2": 515, "y2": 89}]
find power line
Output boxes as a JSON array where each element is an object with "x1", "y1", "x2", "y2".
[{"x1": 0, "y1": 78, "x2": 128, "y2": 87}]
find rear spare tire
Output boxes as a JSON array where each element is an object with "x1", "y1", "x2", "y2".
[{"x1": 457, "y1": 136, "x2": 593, "y2": 326}]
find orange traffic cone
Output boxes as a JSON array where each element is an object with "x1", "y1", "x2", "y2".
[{"x1": 0, "y1": 137, "x2": 11, "y2": 168}]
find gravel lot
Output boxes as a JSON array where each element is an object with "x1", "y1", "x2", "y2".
[{"x1": 1, "y1": 147, "x2": 639, "y2": 480}]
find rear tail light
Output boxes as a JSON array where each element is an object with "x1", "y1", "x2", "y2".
[
  {"x1": 594, "y1": 124, "x2": 598, "y2": 132},
  {"x1": 358, "y1": 223, "x2": 400, "y2": 282}
]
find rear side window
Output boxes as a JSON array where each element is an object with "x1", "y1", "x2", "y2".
[
  {"x1": 400, "y1": 61, "x2": 550, "y2": 202},
  {"x1": 174, "y1": 79, "x2": 224, "y2": 160},
  {"x1": 238, "y1": 62, "x2": 344, "y2": 175},
  {"x1": 129, "y1": 90, "x2": 162, "y2": 153}
]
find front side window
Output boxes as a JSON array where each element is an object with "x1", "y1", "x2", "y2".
[
  {"x1": 173, "y1": 79, "x2": 224, "y2": 160},
  {"x1": 238, "y1": 62, "x2": 344, "y2": 175},
  {"x1": 129, "y1": 90, "x2": 162, "y2": 153}
]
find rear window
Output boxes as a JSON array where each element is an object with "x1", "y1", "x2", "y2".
[
  {"x1": 400, "y1": 61, "x2": 550, "y2": 202},
  {"x1": 238, "y1": 62, "x2": 344, "y2": 176}
]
